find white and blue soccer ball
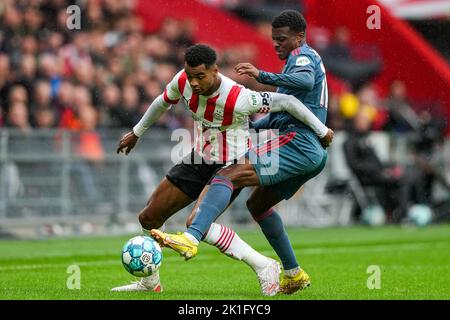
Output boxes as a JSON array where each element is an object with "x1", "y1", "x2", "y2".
[{"x1": 121, "y1": 235, "x2": 162, "y2": 277}]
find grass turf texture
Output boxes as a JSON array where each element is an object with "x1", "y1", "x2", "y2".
[{"x1": 1, "y1": 225, "x2": 449, "y2": 300}]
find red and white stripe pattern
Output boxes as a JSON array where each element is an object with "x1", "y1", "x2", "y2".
[
  {"x1": 213, "y1": 224, "x2": 236, "y2": 253},
  {"x1": 164, "y1": 70, "x2": 251, "y2": 163},
  {"x1": 291, "y1": 47, "x2": 301, "y2": 56},
  {"x1": 255, "y1": 131, "x2": 297, "y2": 156},
  {"x1": 211, "y1": 177, "x2": 234, "y2": 190}
]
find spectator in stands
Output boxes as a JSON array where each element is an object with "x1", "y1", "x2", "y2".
[
  {"x1": 409, "y1": 110, "x2": 450, "y2": 205},
  {"x1": 0, "y1": 0, "x2": 202, "y2": 131},
  {"x1": 384, "y1": 80, "x2": 420, "y2": 133},
  {"x1": 54, "y1": 81, "x2": 76, "y2": 126},
  {"x1": 5, "y1": 102, "x2": 31, "y2": 133},
  {"x1": 71, "y1": 93, "x2": 104, "y2": 207},
  {"x1": 37, "y1": 53, "x2": 62, "y2": 97},
  {"x1": 0, "y1": 54, "x2": 11, "y2": 106},
  {"x1": 356, "y1": 83, "x2": 388, "y2": 131},
  {"x1": 16, "y1": 54, "x2": 37, "y2": 97},
  {"x1": 321, "y1": 27, "x2": 382, "y2": 91},
  {"x1": 325, "y1": 93, "x2": 345, "y2": 131},
  {"x1": 109, "y1": 85, "x2": 141, "y2": 129},
  {"x1": 100, "y1": 84, "x2": 122, "y2": 128},
  {"x1": 31, "y1": 80, "x2": 53, "y2": 111},
  {"x1": 343, "y1": 111, "x2": 417, "y2": 223},
  {"x1": 7, "y1": 85, "x2": 29, "y2": 115},
  {"x1": 32, "y1": 108, "x2": 56, "y2": 129}
]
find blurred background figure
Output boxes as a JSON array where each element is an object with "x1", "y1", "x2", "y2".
[
  {"x1": 384, "y1": 80, "x2": 420, "y2": 133},
  {"x1": 321, "y1": 27, "x2": 383, "y2": 91},
  {"x1": 343, "y1": 111, "x2": 420, "y2": 223}
]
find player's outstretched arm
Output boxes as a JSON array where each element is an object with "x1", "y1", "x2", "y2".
[
  {"x1": 270, "y1": 92, "x2": 333, "y2": 147},
  {"x1": 116, "y1": 95, "x2": 171, "y2": 155},
  {"x1": 235, "y1": 62, "x2": 314, "y2": 91}
]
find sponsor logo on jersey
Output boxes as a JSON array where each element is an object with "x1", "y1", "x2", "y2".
[
  {"x1": 249, "y1": 92, "x2": 259, "y2": 107},
  {"x1": 259, "y1": 92, "x2": 271, "y2": 106},
  {"x1": 296, "y1": 56, "x2": 311, "y2": 66},
  {"x1": 213, "y1": 110, "x2": 223, "y2": 120}
]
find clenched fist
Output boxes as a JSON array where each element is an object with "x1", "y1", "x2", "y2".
[{"x1": 320, "y1": 128, "x2": 334, "y2": 148}]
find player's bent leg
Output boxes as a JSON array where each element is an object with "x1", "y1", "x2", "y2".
[
  {"x1": 155, "y1": 163, "x2": 259, "y2": 257},
  {"x1": 247, "y1": 187, "x2": 310, "y2": 294},
  {"x1": 112, "y1": 178, "x2": 194, "y2": 293},
  {"x1": 150, "y1": 185, "x2": 204, "y2": 260},
  {"x1": 139, "y1": 177, "x2": 194, "y2": 233},
  {"x1": 202, "y1": 222, "x2": 281, "y2": 296},
  {"x1": 183, "y1": 186, "x2": 281, "y2": 296},
  {"x1": 185, "y1": 161, "x2": 260, "y2": 242}
]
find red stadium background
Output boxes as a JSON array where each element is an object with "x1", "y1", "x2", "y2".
[{"x1": 136, "y1": 0, "x2": 450, "y2": 134}]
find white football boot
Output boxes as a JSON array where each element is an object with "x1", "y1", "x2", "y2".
[
  {"x1": 111, "y1": 271, "x2": 162, "y2": 292},
  {"x1": 255, "y1": 258, "x2": 281, "y2": 296}
]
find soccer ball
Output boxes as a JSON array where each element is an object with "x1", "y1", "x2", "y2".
[{"x1": 121, "y1": 235, "x2": 162, "y2": 277}]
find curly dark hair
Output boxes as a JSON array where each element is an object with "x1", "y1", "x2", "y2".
[
  {"x1": 185, "y1": 44, "x2": 217, "y2": 68},
  {"x1": 272, "y1": 10, "x2": 307, "y2": 33}
]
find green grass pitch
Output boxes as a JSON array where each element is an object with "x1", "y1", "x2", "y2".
[{"x1": 1, "y1": 224, "x2": 449, "y2": 300}]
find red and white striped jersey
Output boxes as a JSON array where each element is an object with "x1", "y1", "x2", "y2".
[{"x1": 163, "y1": 70, "x2": 267, "y2": 163}]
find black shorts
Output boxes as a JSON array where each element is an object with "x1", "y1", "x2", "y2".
[{"x1": 166, "y1": 150, "x2": 242, "y2": 201}]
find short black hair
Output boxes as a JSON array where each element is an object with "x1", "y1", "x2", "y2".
[
  {"x1": 272, "y1": 10, "x2": 307, "y2": 33},
  {"x1": 185, "y1": 44, "x2": 217, "y2": 68}
]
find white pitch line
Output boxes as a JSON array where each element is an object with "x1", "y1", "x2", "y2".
[
  {"x1": 259, "y1": 240, "x2": 450, "y2": 256},
  {"x1": 0, "y1": 240, "x2": 448, "y2": 272},
  {"x1": 0, "y1": 255, "x2": 213, "y2": 271}
]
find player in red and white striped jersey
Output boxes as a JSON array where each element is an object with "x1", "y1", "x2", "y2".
[
  {"x1": 112, "y1": 44, "x2": 333, "y2": 296},
  {"x1": 135, "y1": 65, "x2": 330, "y2": 164}
]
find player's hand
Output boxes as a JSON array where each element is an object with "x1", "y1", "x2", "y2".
[
  {"x1": 319, "y1": 128, "x2": 334, "y2": 148},
  {"x1": 117, "y1": 131, "x2": 139, "y2": 155},
  {"x1": 234, "y1": 63, "x2": 260, "y2": 79}
]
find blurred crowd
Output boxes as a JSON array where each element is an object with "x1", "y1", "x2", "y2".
[
  {"x1": 0, "y1": 0, "x2": 194, "y2": 134},
  {"x1": 0, "y1": 0, "x2": 270, "y2": 135}
]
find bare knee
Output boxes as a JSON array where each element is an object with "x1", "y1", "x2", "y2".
[
  {"x1": 138, "y1": 201, "x2": 164, "y2": 230},
  {"x1": 247, "y1": 194, "x2": 275, "y2": 221},
  {"x1": 216, "y1": 167, "x2": 256, "y2": 189},
  {"x1": 246, "y1": 197, "x2": 263, "y2": 219}
]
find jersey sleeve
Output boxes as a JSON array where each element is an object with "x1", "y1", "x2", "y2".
[
  {"x1": 257, "y1": 52, "x2": 316, "y2": 91},
  {"x1": 237, "y1": 89, "x2": 328, "y2": 137},
  {"x1": 162, "y1": 70, "x2": 185, "y2": 104},
  {"x1": 289, "y1": 52, "x2": 316, "y2": 74},
  {"x1": 234, "y1": 88, "x2": 275, "y2": 116}
]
